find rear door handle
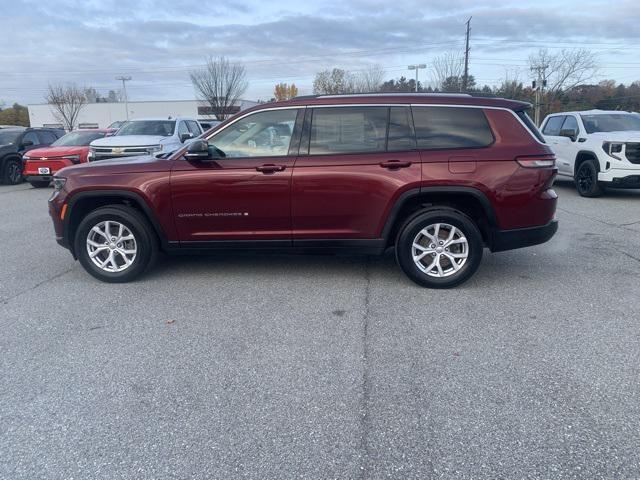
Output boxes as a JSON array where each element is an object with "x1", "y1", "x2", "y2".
[
  {"x1": 256, "y1": 164, "x2": 286, "y2": 173},
  {"x1": 380, "y1": 160, "x2": 412, "y2": 169}
]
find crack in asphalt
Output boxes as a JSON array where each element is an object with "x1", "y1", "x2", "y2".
[
  {"x1": 557, "y1": 206, "x2": 640, "y2": 233},
  {"x1": 359, "y1": 257, "x2": 373, "y2": 479},
  {"x1": 0, "y1": 266, "x2": 76, "y2": 307}
]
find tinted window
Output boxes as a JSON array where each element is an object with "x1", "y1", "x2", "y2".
[
  {"x1": 412, "y1": 106, "x2": 494, "y2": 150},
  {"x1": 0, "y1": 130, "x2": 21, "y2": 145},
  {"x1": 209, "y1": 108, "x2": 299, "y2": 158},
  {"x1": 517, "y1": 111, "x2": 545, "y2": 143},
  {"x1": 561, "y1": 115, "x2": 579, "y2": 133},
  {"x1": 186, "y1": 121, "x2": 201, "y2": 136},
  {"x1": 309, "y1": 107, "x2": 387, "y2": 155},
  {"x1": 52, "y1": 131, "x2": 106, "y2": 146},
  {"x1": 23, "y1": 131, "x2": 40, "y2": 146},
  {"x1": 388, "y1": 107, "x2": 416, "y2": 151},
  {"x1": 38, "y1": 131, "x2": 57, "y2": 144},
  {"x1": 542, "y1": 116, "x2": 565, "y2": 136}
]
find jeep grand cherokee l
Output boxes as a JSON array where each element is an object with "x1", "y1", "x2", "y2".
[{"x1": 49, "y1": 93, "x2": 558, "y2": 288}]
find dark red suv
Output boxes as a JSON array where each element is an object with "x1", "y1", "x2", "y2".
[{"x1": 49, "y1": 94, "x2": 557, "y2": 288}]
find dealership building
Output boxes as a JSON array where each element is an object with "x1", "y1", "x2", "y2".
[{"x1": 27, "y1": 99, "x2": 259, "y2": 129}]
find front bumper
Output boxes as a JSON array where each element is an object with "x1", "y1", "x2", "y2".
[
  {"x1": 598, "y1": 167, "x2": 640, "y2": 185},
  {"x1": 25, "y1": 175, "x2": 53, "y2": 183},
  {"x1": 491, "y1": 220, "x2": 558, "y2": 253}
]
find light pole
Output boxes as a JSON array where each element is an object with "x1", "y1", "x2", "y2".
[
  {"x1": 407, "y1": 64, "x2": 426, "y2": 92},
  {"x1": 115, "y1": 76, "x2": 132, "y2": 120}
]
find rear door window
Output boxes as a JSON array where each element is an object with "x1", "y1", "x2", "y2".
[
  {"x1": 308, "y1": 106, "x2": 387, "y2": 155},
  {"x1": 412, "y1": 106, "x2": 494, "y2": 150},
  {"x1": 387, "y1": 107, "x2": 416, "y2": 151},
  {"x1": 23, "y1": 131, "x2": 40, "y2": 146},
  {"x1": 542, "y1": 116, "x2": 565, "y2": 136}
]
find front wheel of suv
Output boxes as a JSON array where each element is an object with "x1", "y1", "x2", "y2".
[
  {"x1": 575, "y1": 159, "x2": 603, "y2": 197},
  {"x1": 396, "y1": 209, "x2": 484, "y2": 288},
  {"x1": 74, "y1": 205, "x2": 158, "y2": 283},
  {"x1": 2, "y1": 158, "x2": 24, "y2": 185}
]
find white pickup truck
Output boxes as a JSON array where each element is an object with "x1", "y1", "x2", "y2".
[
  {"x1": 541, "y1": 110, "x2": 640, "y2": 197},
  {"x1": 88, "y1": 117, "x2": 203, "y2": 161}
]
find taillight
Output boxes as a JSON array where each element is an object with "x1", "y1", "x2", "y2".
[{"x1": 516, "y1": 155, "x2": 556, "y2": 168}]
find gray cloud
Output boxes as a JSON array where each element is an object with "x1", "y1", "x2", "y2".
[{"x1": 1, "y1": 0, "x2": 638, "y2": 104}]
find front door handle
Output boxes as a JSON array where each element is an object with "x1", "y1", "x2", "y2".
[
  {"x1": 256, "y1": 164, "x2": 286, "y2": 173},
  {"x1": 380, "y1": 160, "x2": 412, "y2": 169}
]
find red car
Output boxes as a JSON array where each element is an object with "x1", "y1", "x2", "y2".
[
  {"x1": 23, "y1": 129, "x2": 113, "y2": 188},
  {"x1": 49, "y1": 93, "x2": 558, "y2": 288}
]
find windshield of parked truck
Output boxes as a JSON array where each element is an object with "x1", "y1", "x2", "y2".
[
  {"x1": 52, "y1": 131, "x2": 107, "y2": 146},
  {"x1": 0, "y1": 130, "x2": 21, "y2": 145},
  {"x1": 580, "y1": 113, "x2": 640, "y2": 133},
  {"x1": 116, "y1": 120, "x2": 176, "y2": 136}
]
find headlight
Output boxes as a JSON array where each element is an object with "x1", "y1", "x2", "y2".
[
  {"x1": 22, "y1": 155, "x2": 31, "y2": 161},
  {"x1": 87, "y1": 149, "x2": 95, "y2": 161},
  {"x1": 52, "y1": 177, "x2": 67, "y2": 191},
  {"x1": 146, "y1": 145, "x2": 163, "y2": 154},
  {"x1": 63, "y1": 154, "x2": 81, "y2": 164},
  {"x1": 602, "y1": 142, "x2": 624, "y2": 160}
]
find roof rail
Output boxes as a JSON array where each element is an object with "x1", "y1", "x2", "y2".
[{"x1": 291, "y1": 92, "x2": 475, "y2": 100}]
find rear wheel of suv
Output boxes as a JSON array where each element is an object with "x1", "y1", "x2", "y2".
[
  {"x1": 396, "y1": 209, "x2": 483, "y2": 288},
  {"x1": 74, "y1": 206, "x2": 158, "y2": 283},
  {"x1": 2, "y1": 158, "x2": 24, "y2": 185},
  {"x1": 575, "y1": 159, "x2": 603, "y2": 197},
  {"x1": 29, "y1": 180, "x2": 50, "y2": 188}
]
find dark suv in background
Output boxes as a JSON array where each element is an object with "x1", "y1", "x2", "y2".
[
  {"x1": 0, "y1": 127, "x2": 64, "y2": 184},
  {"x1": 49, "y1": 93, "x2": 558, "y2": 288}
]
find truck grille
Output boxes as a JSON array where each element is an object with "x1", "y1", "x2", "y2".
[
  {"x1": 91, "y1": 146, "x2": 153, "y2": 160},
  {"x1": 626, "y1": 143, "x2": 640, "y2": 164}
]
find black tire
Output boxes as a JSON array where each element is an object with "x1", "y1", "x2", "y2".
[
  {"x1": 574, "y1": 159, "x2": 603, "y2": 197},
  {"x1": 74, "y1": 205, "x2": 158, "y2": 283},
  {"x1": 2, "y1": 157, "x2": 24, "y2": 185},
  {"x1": 396, "y1": 208, "x2": 483, "y2": 288},
  {"x1": 29, "y1": 180, "x2": 51, "y2": 188}
]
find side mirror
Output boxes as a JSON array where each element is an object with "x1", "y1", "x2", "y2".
[
  {"x1": 184, "y1": 140, "x2": 225, "y2": 162},
  {"x1": 559, "y1": 128, "x2": 578, "y2": 142},
  {"x1": 179, "y1": 132, "x2": 193, "y2": 143},
  {"x1": 22, "y1": 140, "x2": 34, "y2": 147}
]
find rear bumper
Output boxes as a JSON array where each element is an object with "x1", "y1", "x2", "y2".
[{"x1": 491, "y1": 220, "x2": 558, "y2": 252}]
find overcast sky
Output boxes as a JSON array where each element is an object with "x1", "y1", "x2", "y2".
[{"x1": 2, "y1": 0, "x2": 639, "y2": 105}]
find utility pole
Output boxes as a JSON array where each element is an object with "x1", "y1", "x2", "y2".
[
  {"x1": 462, "y1": 17, "x2": 472, "y2": 92},
  {"x1": 530, "y1": 65, "x2": 548, "y2": 125},
  {"x1": 115, "y1": 76, "x2": 132, "y2": 120},
  {"x1": 407, "y1": 64, "x2": 426, "y2": 92}
]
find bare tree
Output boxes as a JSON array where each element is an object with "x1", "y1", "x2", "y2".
[
  {"x1": 190, "y1": 56, "x2": 248, "y2": 121},
  {"x1": 529, "y1": 48, "x2": 598, "y2": 100},
  {"x1": 351, "y1": 64, "x2": 386, "y2": 93},
  {"x1": 431, "y1": 51, "x2": 464, "y2": 91},
  {"x1": 313, "y1": 68, "x2": 353, "y2": 95},
  {"x1": 45, "y1": 84, "x2": 87, "y2": 131}
]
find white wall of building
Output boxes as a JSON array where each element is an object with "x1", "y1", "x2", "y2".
[{"x1": 27, "y1": 99, "x2": 258, "y2": 129}]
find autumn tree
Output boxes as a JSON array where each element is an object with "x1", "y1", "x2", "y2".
[
  {"x1": 45, "y1": 84, "x2": 87, "y2": 131},
  {"x1": 190, "y1": 56, "x2": 248, "y2": 120},
  {"x1": 274, "y1": 83, "x2": 299, "y2": 101}
]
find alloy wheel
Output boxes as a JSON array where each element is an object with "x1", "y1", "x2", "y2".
[
  {"x1": 86, "y1": 220, "x2": 137, "y2": 273},
  {"x1": 411, "y1": 223, "x2": 469, "y2": 277},
  {"x1": 576, "y1": 164, "x2": 593, "y2": 193}
]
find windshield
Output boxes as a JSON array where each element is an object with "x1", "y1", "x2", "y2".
[
  {"x1": 52, "y1": 131, "x2": 106, "y2": 147},
  {"x1": 116, "y1": 120, "x2": 176, "y2": 137},
  {"x1": 0, "y1": 130, "x2": 21, "y2": 145},
  {"x1": 580, "y1": 113, "x2": 640, "y2": 133}
]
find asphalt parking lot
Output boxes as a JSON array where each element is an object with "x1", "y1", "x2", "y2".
[{"x1": 1, "y1": 180, "x2": 640, "y2": 479}]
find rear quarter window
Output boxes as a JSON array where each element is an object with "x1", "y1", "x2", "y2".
[{"x1": 412, "y1": 106, "x2": 493, "y2": 150}]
